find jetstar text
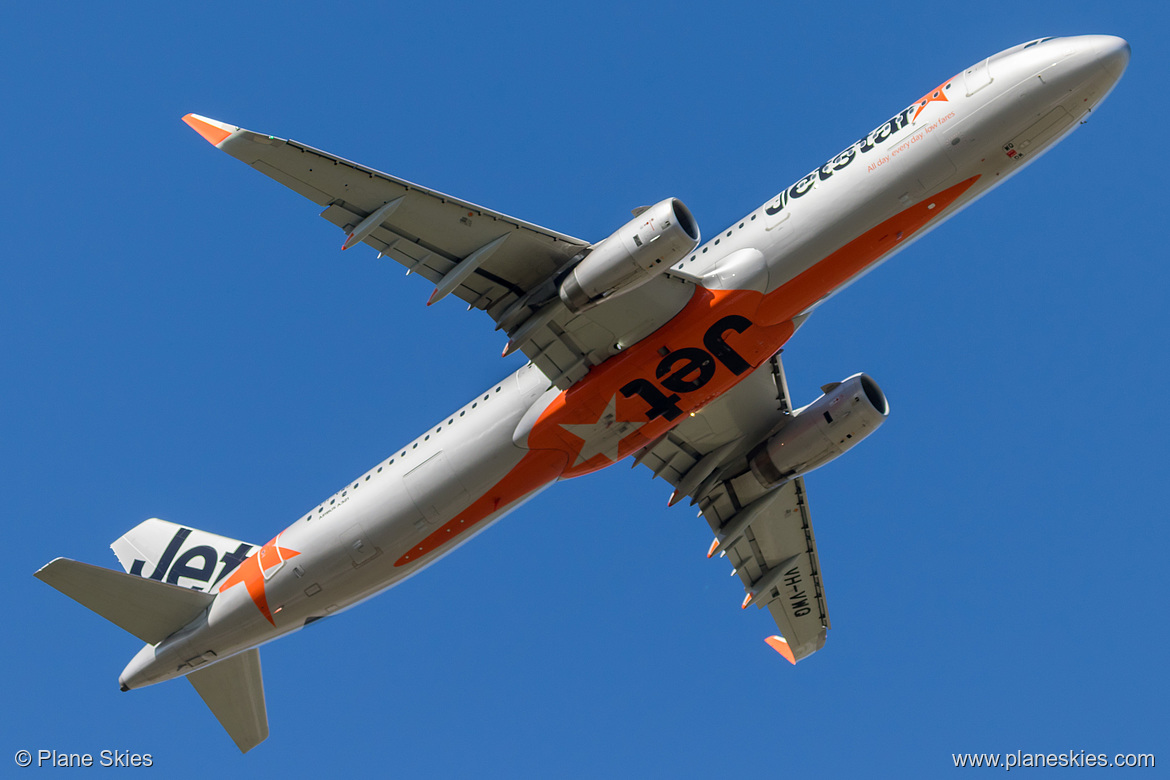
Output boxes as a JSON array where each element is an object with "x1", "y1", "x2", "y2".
[{"x1": 766, "y1": 105, "x2": 917, "y2": 217}]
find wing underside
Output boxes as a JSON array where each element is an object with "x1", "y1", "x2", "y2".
[
  {"x1": 633, "y1": 353, "x2": 830, "y2": 662},
  {"x1": 184, "y1": 114, "x2": 696, "y2": 389},
  {"x1": 183, "y1": 114, "x2": 829, "y2": 658}
]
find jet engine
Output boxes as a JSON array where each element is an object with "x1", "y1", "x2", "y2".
[
  {"x1": 748, "y1": 373, "x2": 889, "y2": 488},
  {"x1": 559, "y1": 198, "x2": 700, "y2": 313}
]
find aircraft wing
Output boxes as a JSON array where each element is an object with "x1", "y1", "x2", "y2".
[
  {"x1": 632, "y1": 352, "x2": 830, "y2": 662},
  {"x1": 184, "y1": 114, "x2": 690, "y2": 389}
]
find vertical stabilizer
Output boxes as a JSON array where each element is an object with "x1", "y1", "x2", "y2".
[
  {"x1": 187, "y1": 649, "x2": 269, "y2": 753},
  {"x1": 111, "y1": 518, "x2": 258, "y2": 592}
]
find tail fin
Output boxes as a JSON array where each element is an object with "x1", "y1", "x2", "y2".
[
  {"x1": 111, "y1": 518, "x2": 257, "y2": 592},
  {"x1": 39, "y1": 520, "x2": 271, "y2": 753},
  {"x1": 188, "y1": 649, "x2": 269, "y2": 753},
  {"x1": 34, "y1": 558, "x2": 213, "y2": 644}
]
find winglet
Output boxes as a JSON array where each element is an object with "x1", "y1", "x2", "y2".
[
  {"x1": 764, "y1": 635, "x2": 797, "y2": 665},
  {"x1": 182, "y1": 114, "x2": 238, "y2": 147}
]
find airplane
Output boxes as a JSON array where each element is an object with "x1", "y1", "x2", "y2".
[{"x1": 36, "y1": 35, "x2": 1129, "y2": 752}]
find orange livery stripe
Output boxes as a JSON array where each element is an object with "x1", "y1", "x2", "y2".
[{"x1": 393, "y1": 177, "x2": 979, "y2": 566}]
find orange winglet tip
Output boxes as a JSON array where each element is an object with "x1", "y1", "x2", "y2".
[
  {"x1": 740, "y1": 593, "x2": 754, "y2": 609},
  {"x1": 706, "y1": 538, "x2": 720, "y2": 559},
  {"x1": 182, "y1": 114, "x2": 236, "y2": 147},
  {"x1": 765, "y1": 635, "x2": 796, "y2": 665}
]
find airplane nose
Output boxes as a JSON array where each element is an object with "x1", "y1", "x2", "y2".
[
  {"x1": 1095, "y1": 35, "x2": 1130, "y2": 80},
  {"x1": 1047, "y1": 35, "x2": 1130, "y2": 104}
]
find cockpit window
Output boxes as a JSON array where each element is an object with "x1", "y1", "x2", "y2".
[{"x1": 1024, "y1": 37, "x2": 1057, "y2": 49}]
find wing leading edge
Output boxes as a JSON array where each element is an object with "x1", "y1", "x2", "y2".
[
  {"x1": 182, "y1": 114, "x2": 827, "y2": 657},
  {"x1": 183, "y1": 114, "x2": 699, "y2": 389}
]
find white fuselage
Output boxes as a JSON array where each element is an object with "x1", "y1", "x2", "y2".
[{"x1": 120, "y1": 35, "x2": 1129, "y2": 690}]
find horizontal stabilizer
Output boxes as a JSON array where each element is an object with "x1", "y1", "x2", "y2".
[
  {"x1": 34, "y1": 558, "x2": 213, "y2": 644},
  {"x1": 188, "y1": 649, "x2": 268, "y2": 753}
]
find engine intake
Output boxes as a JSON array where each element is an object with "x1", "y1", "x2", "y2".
[
  {"x1": 559, "y1": 198, "x2": 699, "y2": 313},
  {"x1": 749, "y1": 373, "x2": 889, "y2": 488}
]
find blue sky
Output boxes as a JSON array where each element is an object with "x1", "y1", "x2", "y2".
[{"x1": 4, "y1": 2, "x2": 1166, "y2": 776}]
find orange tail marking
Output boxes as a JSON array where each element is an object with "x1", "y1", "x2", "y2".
[{"x1": 218, "y1": 536, "x2": 300, "y2": 624}]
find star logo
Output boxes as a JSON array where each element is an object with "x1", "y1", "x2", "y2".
[
  {"x1": 218, "y1": 534, "x2": 300, "y2": 625},
  {"x1": 912, "y1": 80, "x2": 952, "y2": 121},
  {"x1": 559, "y1": 395, "x2": 647, "y2": 467}
]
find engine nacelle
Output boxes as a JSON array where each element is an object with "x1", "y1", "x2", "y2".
[
  {"x1": 559, "y1": 198, "x2": 699, "y2": 313},
  {"x1": 748, "y1": 373, "x2": 889, "y2": 488}
]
